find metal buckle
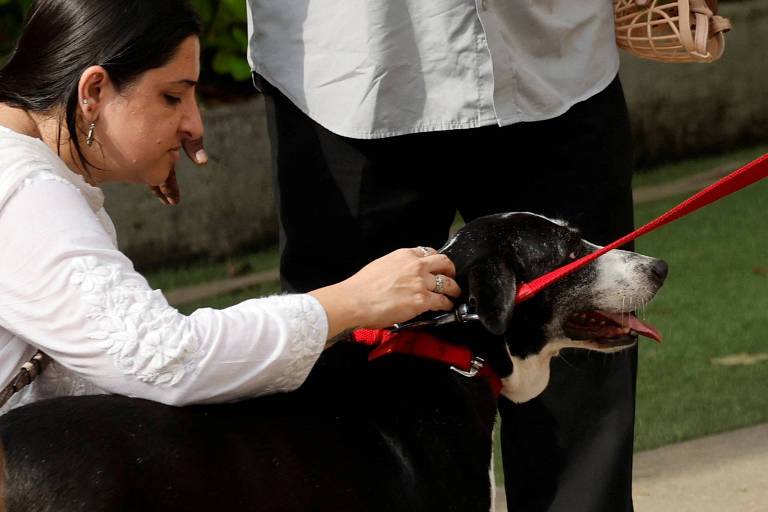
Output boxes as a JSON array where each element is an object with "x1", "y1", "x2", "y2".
[
  {"x1": 450, "y1": 356, "x2": 485, "y2": 378},
  {"x1": 391, "y1": 303, "x2": 480, "y2": 332}
]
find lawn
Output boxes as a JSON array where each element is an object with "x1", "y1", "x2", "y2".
[
  {"x1": 633, "y1": 149, "x2": 768, "y2": 451},
  {"x1": 144, "y1": 143, "x2": 768, "y2": 455}
]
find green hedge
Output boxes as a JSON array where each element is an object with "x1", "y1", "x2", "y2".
[
  {"x1": 0, "y1": 0, "x2": 255, "y2": 102},
  {"x1": 0, "y1": 0, "x2": 33, "y2": 62}
]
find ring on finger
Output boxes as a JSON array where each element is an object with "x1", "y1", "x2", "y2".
[
  {"x1": 433, "y1": 274, "x2": 445, "y2": 294},
  {"x1": 417, "y1": 246, "x2": 430, "y2": 257}
]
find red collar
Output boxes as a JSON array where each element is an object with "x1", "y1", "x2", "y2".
[{"x1": 352, "y1": 329, "x2": 502, "y2": 397}]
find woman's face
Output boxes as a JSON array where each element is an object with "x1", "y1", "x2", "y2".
[{"x1": 93, "y1": 36, "x2": 203, "y2": 186}]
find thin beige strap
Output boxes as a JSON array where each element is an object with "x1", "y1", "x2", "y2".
[{"x1": 0, "y1": 352, "x2": 51, "y2": 409}]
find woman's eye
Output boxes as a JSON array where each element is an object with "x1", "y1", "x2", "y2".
[{"x1": 164, "y1": 94, "x2": 181, "y2": 104}]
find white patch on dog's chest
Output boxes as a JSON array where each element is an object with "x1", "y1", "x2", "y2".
[{"x1": 500, "y1": 339, "x2": 580, "y2": 403}]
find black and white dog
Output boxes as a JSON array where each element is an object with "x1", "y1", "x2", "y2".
[{"x1": 0, "y1": 212, "x2": 666, "y2": 512}]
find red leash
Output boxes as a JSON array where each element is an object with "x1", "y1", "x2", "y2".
[
  {"x1": 352, "y1": 152, "x2": 768, "y2": 395},
  {"x1": 515, "y1": 152, "x2": 768, "y2": 305}
]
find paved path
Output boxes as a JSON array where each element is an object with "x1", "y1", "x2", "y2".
[
  {"x1": 492, "y1": 423, "x2": 768, "y2": 512},
  {"x1": 632, "y1": 162, "x2": 736, "y2": 204},
  {"x1": 164, "y1": 268, "x2": 279, "y2": 306},
  {"x1": 632, "y1": 423, "x2": 768, "y2": 512}
]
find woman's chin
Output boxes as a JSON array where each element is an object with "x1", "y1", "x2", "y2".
[{"x1": 147, "y1": 167, "x2": 174, "y2": 187}]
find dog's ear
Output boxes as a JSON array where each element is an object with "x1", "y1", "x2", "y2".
[{"x1": 467, "y1": 256, "x2": 517, "y2": 336}]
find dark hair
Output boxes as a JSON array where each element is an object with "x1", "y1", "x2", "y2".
[{"x1": 0, "y1": 0, "x2": 202, "y2": 170}]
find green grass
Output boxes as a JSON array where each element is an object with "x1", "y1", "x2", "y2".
[
  {"x1": 145, "y1": 144, "x2": 768, "y2": 457},
  {"x1": 142, "y1": 245, "x2": 280, "y2": 292},
  {"x1": 632, "y1": 143, "x2": 768, "y2": 189},
  {"x1": 633, "y1": 172, "x2": 768, "y2": 451}
]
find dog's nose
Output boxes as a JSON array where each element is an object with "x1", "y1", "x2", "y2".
[{"x1": 652, "y1": 259, "x2": 669, "y2": 282}]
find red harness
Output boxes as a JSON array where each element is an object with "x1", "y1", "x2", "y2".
[{"x1": 352, "y1": 328, "x2": 503, "y2": 397}]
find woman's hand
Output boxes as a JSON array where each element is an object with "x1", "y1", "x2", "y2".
[
  {"x1": 308, "y1": 247, "x2": 461, "y2": 341},
  {"x1": 150, "y1": 137, "x2": 208, "y2": 205},
  {"x1": 150, "y1": 167, "x2": 180, "y2": 205}
]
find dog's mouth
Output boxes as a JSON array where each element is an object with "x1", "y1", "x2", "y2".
[{"x1": 563, "y1": 310, "x2": 662, "y2": 347}]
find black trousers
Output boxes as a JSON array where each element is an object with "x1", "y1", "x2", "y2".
[{"x1": 257, "y1": 74, "x2": 637, "y2": 512}]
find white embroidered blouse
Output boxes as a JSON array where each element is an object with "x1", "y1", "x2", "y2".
[{"x1": 0, "y1": 125, "x2": 327, "y2": 414}]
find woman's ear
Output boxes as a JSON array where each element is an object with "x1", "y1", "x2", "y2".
[{"x1": 78, "y1": 66, "x2": 111, "y2": 121}]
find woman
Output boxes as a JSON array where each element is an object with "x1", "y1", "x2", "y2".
[{"x1": 0, "y1": 0, "x2": 459, "y2": 413}]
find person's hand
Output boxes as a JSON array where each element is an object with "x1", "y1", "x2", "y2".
[
  {"x1": 149, "y1": 137, "x2": 208, "y2": 205},
  {"x1": 182, "y1": 136, "x2": 208, "y2": 166},
  {"x1": 309, "y1": 247, "x2": 461, "y2": 340},
  {"x1": 150, "y1": 167, "x2": 180, "y2": 205}
]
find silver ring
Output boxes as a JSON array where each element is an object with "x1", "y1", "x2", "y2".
[
  {"x1": 418, "y1": 246, "x2": 430, "y2": 257},
  {"x1": 434, "y1": 274, "x2": 444, "y2": 294}
]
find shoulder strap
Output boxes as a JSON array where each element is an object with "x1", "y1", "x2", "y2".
[{"x1": 0, "y1": 352, "x2": 51, "y2": 409}]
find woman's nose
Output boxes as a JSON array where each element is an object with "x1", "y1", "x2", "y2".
[{"x1": 181, "y1": 98, "x2": 204, "y2": 140}]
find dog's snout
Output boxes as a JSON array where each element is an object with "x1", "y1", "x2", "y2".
[{"x1": 651, "y1": 259, "x2": 668, "y2": 283}]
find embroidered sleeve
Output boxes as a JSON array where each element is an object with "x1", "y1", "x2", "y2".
[{"x1": 0, "y1": 175, "x2": 327, "y2": 406}]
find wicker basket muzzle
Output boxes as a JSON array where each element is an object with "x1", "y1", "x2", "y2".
[{"x1": 614, "y1": 0, "x2": 732, "y2": 63}]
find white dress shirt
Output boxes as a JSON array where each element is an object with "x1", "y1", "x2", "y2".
[
  {"x1": 0, "y1": 126, "x2": 327, "y2": 413},
  {"x1": 246, "y1": 0, "x2": 619, "y2": 139}
]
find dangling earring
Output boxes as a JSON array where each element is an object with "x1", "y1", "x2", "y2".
[{"x1": 86, "y1": 122, "x2": 95, "y2": 147}]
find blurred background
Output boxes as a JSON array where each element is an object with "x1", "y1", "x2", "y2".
[
  {"x1": 2, "y1": 0, "x2": 768, "y2": 471},
  {"x1": 2, "y1": 0, "x2": 763, "y2": 270}
]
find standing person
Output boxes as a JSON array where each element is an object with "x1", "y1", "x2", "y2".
[
  {"x1": 246, "y1": 1, "x2": 640, "y2": 510},
  {"x1": 0, "y1": 0, "x2": 460, "y2": 415}
]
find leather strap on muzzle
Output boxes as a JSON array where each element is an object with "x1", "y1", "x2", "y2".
[{"x1": 614, "y1": 0, "x2": 732, "y2": 63}]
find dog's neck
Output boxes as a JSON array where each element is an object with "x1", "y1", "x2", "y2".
[
  {"x1": 430, "y1": 322, "x2": 514, "y2": 379},
  {"x1": 350, "y1": 325, "x2": 506, "y2": 395}
]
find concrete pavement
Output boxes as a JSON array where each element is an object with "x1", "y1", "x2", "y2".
[
  {"x1": 493, "y1": 423, "x2": 768, "y2": 511},
  {"x1": 633, "y1": 423, "x2": 768, "y2": 512}
]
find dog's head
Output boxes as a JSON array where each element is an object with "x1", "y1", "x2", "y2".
[{"x1": 438, "y1": 212, "x2": 667, "y2": 403}]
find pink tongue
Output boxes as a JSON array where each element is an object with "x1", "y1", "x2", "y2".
[{"x1": 595, "y1": 311, "x2": 663, "y2": 343}]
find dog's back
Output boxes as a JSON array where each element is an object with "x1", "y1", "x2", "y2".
[
  {"x1": 0, "y1": 342, "x2": 498, "y2": 512},
  {"x1": 0, "y1": 212, "x2": 668, "y2": 512}
]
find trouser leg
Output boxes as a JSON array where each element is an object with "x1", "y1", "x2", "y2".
[
  {"x1": 258, "y1": 72, "x2": 636, "y2": 511},
  {"x1": 454, "y1": 76, "x2": 636, "y2": 512}
]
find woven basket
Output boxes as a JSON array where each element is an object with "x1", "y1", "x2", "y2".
[{"x1": 614, "y1": 0, "x2": 732, "y2": 63}]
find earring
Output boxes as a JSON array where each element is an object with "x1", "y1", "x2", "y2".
[
  {"x1": 82, "y1": 98, "x2": 88, "y2": 104},
  {"x1": 86, "y1": 122, "x2": 95, "y2": 147}
]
